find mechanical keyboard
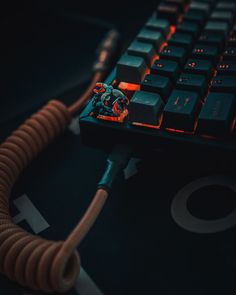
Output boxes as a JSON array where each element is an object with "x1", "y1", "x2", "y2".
[{"x1": 80, "y1": 0, "x2": 236, "y2": 154}]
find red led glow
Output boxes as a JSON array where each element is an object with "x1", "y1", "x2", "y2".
[
  {"x1": 97, "y1": 109, "x2": 128, "y2": 123},
  {"x1": 118, "y1": 82, "x2": 140, "y2": 92},
  {"x1": 165, "y1": 128, "x2": 194, "y2": 135},
  {"x1": 132, "y1": 122, "x2": 161, "y2": 129}
]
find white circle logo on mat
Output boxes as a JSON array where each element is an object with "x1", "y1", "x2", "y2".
[{"x1": 171, "y1": 176, "x2": 236, "y2": 234}]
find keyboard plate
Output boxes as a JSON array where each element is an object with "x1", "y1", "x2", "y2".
[{"x1": 80, "y1": 70, "x2": 236, "y2": 155}]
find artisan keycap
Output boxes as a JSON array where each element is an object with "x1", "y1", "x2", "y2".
[
  {"x1": 169, "y1": 32, "x2": 194, "y2": 50},
  {"x1": 211, "y1": 75, "x2": 236, "y2": 94},
  {"x1": 145, "y1": 18, "x2": 170, "y2": 37},
  {"x1": 198, "y1": 92, "x2": 236, "y2": 136},
  {"x1": 116, "y1": 54, "x2": 148, "y2": 84},
  {"x1": 137, "y1": 29, "x2": 163, "y2": 51},
  {"x1": 162, "y1": 89, "x2": 200, "y2": 131},
  {"x1": 157, "y1": 3, "x2": 180, "y2": 24},
  {"x1": 160, "y1": 45, "x2": 187, "y2": 66},
  {"x1": 176, "y1": 73, "x2": 207, "y2": 97},
  {"x1": 204, "y1": 21, "x2": 229, "y2": 37},
  {"x1": 198, "y1": 32, "x2": 225, "y2": 50},
  {"x1": 141, "y1": 74, "x2": 172, "y2": 100},
  {"x1": 223, "y1": 47, "x2": 236, "y2": 61},
  {"x1": 183, "y1": 11, "x2": 206, "y2": 26},
  {"x1": 128, "y1": 91, "x2": 164, "y2": 125},
  {"x1": 184, "y1": 58, "x2": 213, "y2": 78},
  {"x1": 210, "y1": 11, "x2": 234, "y2": 26},
  {"x1": 217, "y1": 61, "x2": 236, "y2": 76},
  {"x1": 188, "y1": 1, "x2": 211, "y2": 16},
  {"x1": 192, "y1": 44, "x2": 219, "y2": 64},
  {"x1": 176, "y1": 21, "x2": 200, "y2": 39},
  {"x1": 151, "y1": 59, "x2": 180, "y2": 82},
  {"x1": 127, "y1": 41, "x2": 156, "y2": 66}
]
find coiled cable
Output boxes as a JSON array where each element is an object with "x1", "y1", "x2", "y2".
[
  {"x1": 0, "y1": 28, "x2": 124, "y2": 293},
  {"x1": 0, "y1": 99, "x2": 110, "y2": 292}
]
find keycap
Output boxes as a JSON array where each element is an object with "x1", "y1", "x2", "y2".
[
  {"x1": 145, "y1": 18, "x2": 170, "y2": 37},
  {"x1": 198, "y1": 32, "x2": 225, "y2": 50},
  {"x1": 210, "y1": 11, "x2": 234, "y2": 26},
  {"x1": 228, "y1": 25, "x2": 236, "y2": 46},
  {"x1": 215, "y1": 2, "x2": 236, "y2": 12},
  {"x1": 127, "y1": 41, "x2": 156, "y2": 66},
  {"x1": 165, "y1": 0, "x2": 186, "y2": 12},
  {"x1": 184, "y1": 58, "x2": 213, "y2": 78},
  {"x1": 160, "y1": 45, "x2": 187, "y2": 66},
  {"x1": 116, "y1": 54, "x2": 148, "y2": 84},
  {"x1": 188, "y1": 1, "x2": 211, "y2": 16},
  {"x1": 137, "y1": 29, "x2": 163, "y2": 51},
  {"x1": 176, "y1": 73, "x2": 207, "y2": 97},
  {"x1": 223, "y1": 47, "x2": 236, "y2": 61},
  {"x1": 176, "y1": 21, "x2": 200, "y2": 39},
  {"x1": 197, "y1": 0, "x2": 215, "y2": 8},
  {"x1": 141, "y1": 74, "x2": 172, "y2": 100},
  {"x1": 211, "y1": 75, "x2": 236, "y2": 94},
  {"x1": 217, "y1": 61, "x2": 236, "y2": 76},
  {"x1": 198, "y1": 92, "x2": 236, "y2": 136},
  {"x1": 192, "y1": 44, "x2": 219, "y2": 64},
  {"x1": 183, "y1": 11, "x2": 206, "y2": 26},
  {"x1": 204, "y1": 21, "x2": 229, "y2": 37},
  {"x1": 162, "y1": 89, "x2": 200, "y2": 131},
  {"x1": 128, "y1": 91, "x2": 164, "y2": 125},
  {"x1": 151, "y1": 59, "x2": 180, "y2": 82},
  {"x1": 157, "y1": 3, "x2": 180, "y2": 24},
  {"x1": 169, "y1": 32, "x2": 194, "y2": 50}
]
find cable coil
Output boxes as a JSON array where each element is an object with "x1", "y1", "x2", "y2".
[
  {"x1": 0, "y1": 28, "x2": 120, "y2": 292},
  {"x1": 0, "y1": 100, "x2": 83, "y2": 293}
]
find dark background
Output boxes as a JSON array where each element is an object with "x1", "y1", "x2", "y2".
[{"x1": 1, "y1": 1, "x2": 236, "y2": 294}]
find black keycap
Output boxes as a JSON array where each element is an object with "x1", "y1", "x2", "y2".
[
  {"x1": 198, "y1": 32, "x2": 225, "y2": 50},
  {"x1": 217, "y1": 61, "x2": 236, "y2": 76},
  {"x1": 162, "y1": 89, "x2": 200, "y2": 131},
  {"x1": 160, "y1": 45, "x2": 187, "y2": 66},
  {"x1": 116, "y1": 55, "x2": 148, "y2": 84},
  {"x1": 216, "y1": 2, "x2": 236, "y2": 12},
  {"x1": 169, "y1": 32, "x2": 193, "y2": 50},
  {"x1": 223, "y1": 47, "x2": 236, "y2": 61},
  {"x1": 127, "y1": 41, "x2": 156, "y2": 66},
  {"x1": 165, "y1": 0, "x2": 186, "y2": 12},
  {"x1": 176, "y1": 73, "x2": 207, "y2": 97},
  {"x1": 211, "y1": 75, "x2": 236, "y2": 94},
  {"x1": 137, "y1": 29, "x2": 163, "y2": 51},
  {"x1": 204, "y1": 21, "x2": 229, "y2": 37},
  {"x1": 210, "y1": 11, "x2": 234, "y2": 26},
  {"x1": 151, "y1": 59, "x2": 180, "y2": 82},
  {"x1": 128, "y1": 91, "x2": 164, "y2": 125},
  {"x1": 228, "y1": 35, "x2": 236, "y2": 47},
  {"x1": 183, "y1": 11, "x2": 206, "y2": 26},
  {"x1": 229, "y1": 25, "x2": 236, "y2": 46},
  {"x1": 141, "y1": 74, "x2": 172, "y2": 100},
  {"x1": 157, "y1": 3, "x2": 180, "y2": 24},
  {"x1": 192, "y1": 44, "x2": 219, "y2": 64},
  {"x1": 176, "y1": 21, "x2": 200, "y2": 39},
  {"x1": 188, "y1": 1, "x2": 211, "y2": 16},
  {"x1": 145, "y1": 18, "x2": 170, "y2": 37},
  {"x1": 184, "y1": 58, "x2": 213, "y2": 78},
  {"x1": 198, "y1": 92, "x2": 236, "y2": 136}
]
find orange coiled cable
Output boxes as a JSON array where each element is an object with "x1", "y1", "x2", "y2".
[{"x1": 0, "y1": 99, "x2": 108, "y2": 292}]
